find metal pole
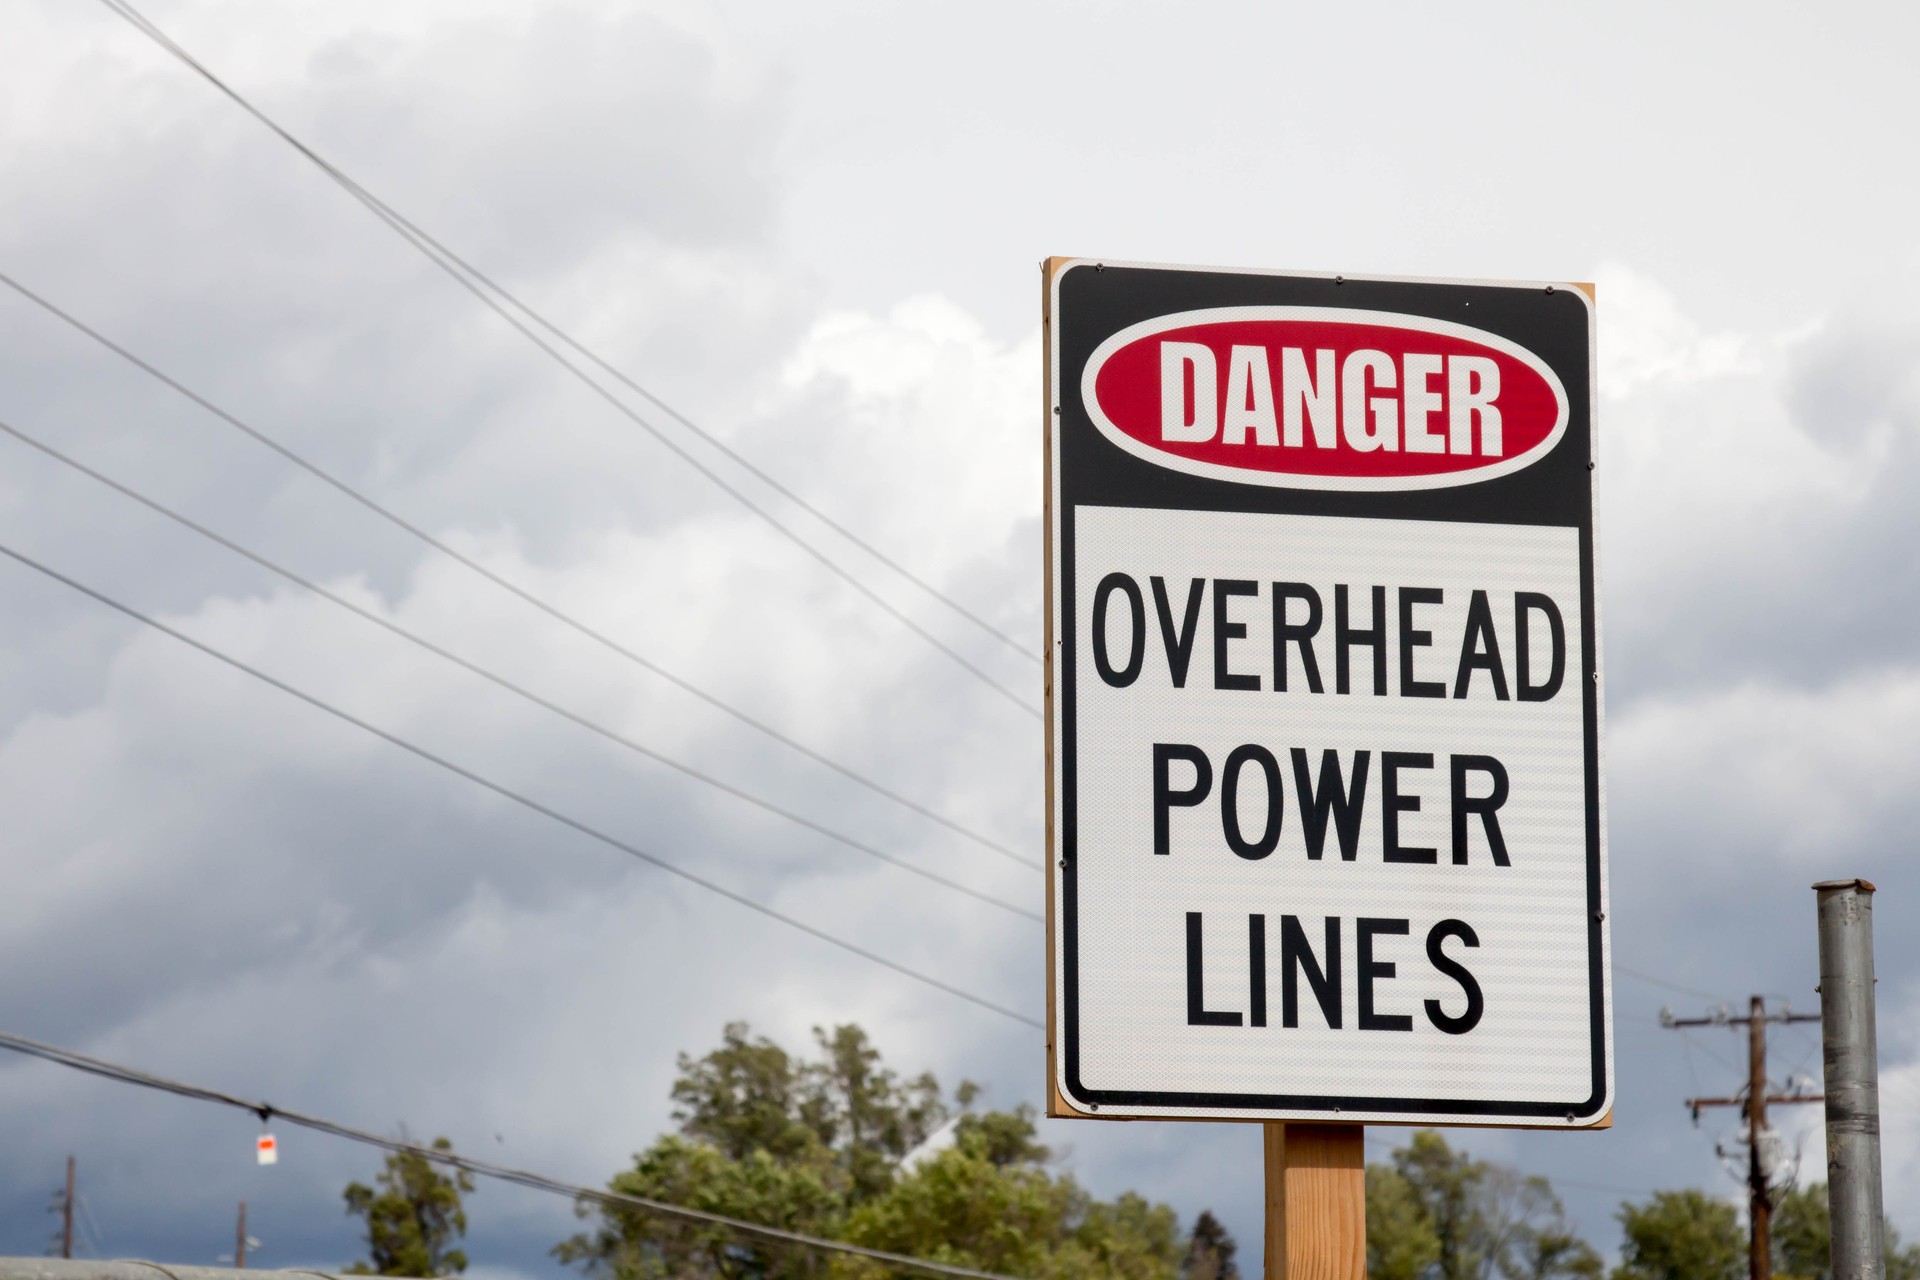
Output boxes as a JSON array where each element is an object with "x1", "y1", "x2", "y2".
[
  {"x1": 1815, "y1": 879, "x2": 1884, "y2": 1280},
  {"x1": 1747, "y1": 995, "x2": 1771, "y2": 1280}
]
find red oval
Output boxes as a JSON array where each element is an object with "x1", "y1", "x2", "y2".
[{"x1": 1089, "y1": 316, "x2": 1564, "y2": 485}]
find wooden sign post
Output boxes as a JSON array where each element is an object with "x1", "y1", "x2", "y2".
[{"x1": 1265, "y1": 1124, "x2": 1364, "y2": 1280}]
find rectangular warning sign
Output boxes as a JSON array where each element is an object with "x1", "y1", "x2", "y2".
[{"x1": 1044, "y1": 259, "x2": 1610, "y2": 1127}]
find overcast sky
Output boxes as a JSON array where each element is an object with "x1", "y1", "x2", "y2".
[{"x1": 5, "y1": 0, "x2": 1920, "y2": 1272}]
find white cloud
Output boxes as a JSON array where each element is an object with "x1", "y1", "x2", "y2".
[
  {"x1": 1612, "y1": 668, "x2": 1920, "y2": 864},
  {"x1": 759, "y1": 294, "x2": 1041, "y2": 623},
  {"x1": 1593, "y1": 262, "x2": 1776, "y2": 398}
]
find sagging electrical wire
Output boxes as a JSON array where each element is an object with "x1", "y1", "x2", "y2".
[
  {"x1": 0, "y1": 413, "x2": 1039, "y2": 925},
  {"x1": 0, "y1": 539, "x2": 1043, "y2": 1030},
  {"x1": 0, "y1": 269, "x2": 1039, "y2": 873},
  {"x1": 0, "y1": 1029, "x2": 1026, "y2": 1280},
  {"x1": 87, "y1": 0, "x2": 1041, "y2": 713}
]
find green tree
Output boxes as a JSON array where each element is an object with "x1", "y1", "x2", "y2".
[
  {"x1": 1394, "y1": 1130, "x2": 1491, "y2": 1280},
  {"x1": 1481, "y1": 1167, "x2": 1601, "y2": 1280},
  {"x1": 1365, "y1": 1131, "x2": 1598, "y2": 1280},
  {"x1": 1181, "y1": 1209, "x2": 1239, "y2": 1280},
  {"x1": 812, "y1": 1023, "x2": 950, "y2": 1201},
  {"x1": 831, "y1": 1121, "x2": 1181, "y2": 1280},
  {"x1": 1772, "y1": 1181, "x2": 1920, "y2": 1280},
  {"x1": 553, "y1": 1135, "x2": 843, "y2": 1280},
  {"x1": 1774, "y1": 1182, "x2": 1831, "y2": 1280},
  {"x1": 1890, "y1": 1229, "x2": 1920, "y2": 1280},
  {"x1": 343, "y1": 1137, "x2": 475, "y2": 1277},
  {"x1": 1499, "y1": 1184, "x2": 1602, "y2": 1280},
  {"x1": 557, "y1": 1022, "x2": 1185, "y2": 1280},
  {"x1": 669, "y1": 1021, "x2": 834, "y2": 1164},
  {"x1": 1368, "y1": 1163, "x2": 1441, "y2": 1280},
  {"x1": 1611, "y1": 1190, "x2": 1742, "y2": 1280},
  {"x1": 954, "y1": 1103, "x2": 1051, "y2": 1169}
]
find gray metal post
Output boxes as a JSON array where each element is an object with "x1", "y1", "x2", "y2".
[{"x1": 1814, "y1": 879, "x2": 1884, "y2": 1280}]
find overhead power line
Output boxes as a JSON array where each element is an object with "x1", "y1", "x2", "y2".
[
  {"x1": 1616, "y1": 965, "x2": 1731, "y2": 1005},
  {"x1": 88, "y1": 0, "x2": 1041, "y2": 714},
  {"x1": 0, "y1": 540, "x2": 1042, "y2": 1030},
  {"x1": 0, "y1": 269, "x2": 1038, "y2": 873},
  {"x1": 0, "y1": 415, "x2": 1037, "y2": 925},
  {"x1": 0, "y1": 1030, "x2": 1026, "y2": 1280}
]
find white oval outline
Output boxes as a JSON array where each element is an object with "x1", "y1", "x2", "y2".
[{"x1": 1080, "y1": 305, "x2": 1570, "y2": 491}]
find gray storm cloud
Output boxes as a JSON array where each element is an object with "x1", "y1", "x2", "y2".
[{"x1": 7, "y1": 0, "x2": 1920, "y2": 1271}]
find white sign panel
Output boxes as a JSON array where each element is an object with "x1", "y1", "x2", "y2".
[{"x1": 1044, "y1": 260, "x2": 1610, "y2": 1127}]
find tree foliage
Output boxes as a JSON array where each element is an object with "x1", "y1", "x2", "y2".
[
  {"x1": 1182, "y1": 1210, "x2": 1240, "y2": 1280},
  {"x1": 954, "y1": 1102, "x2": 1052, "y2": 1169},
  {"x1": 1611, "y1": 1189, "x2": 1742, "y2": 1280},
  {"x1": 1363, "y1": 1130, "x2": 1599, "y2": 1280},
  {"x1": 1773, "y1": 1181, "x2": 1920, "y2": 1280},
  {"x1": 343, "y1": 1136, "x2": 475, "y2": 1277},
  {"x1": 556, "y1": 1021, "x2": 1188, "y2": 1280},
  {"x1": 1609, "y1": 1178, "x2": 1920, "y2": 1280},
  {"x1": 1368, "y1": 1163, "x2": 1441, "y2": 1280},
  {"x1": 813, "y1": 1023, "x2": 949, "y2": 1202},
  {"x1": 1774, "y1": 1181, "x2": 1831, "y2": 1280},
  {"x1": 329, "y1": 1029, "x2": 1920, "y2": 1280},
  {"x1": 832, "y1": 1128, "x2": 1180, "y2": 1280}
]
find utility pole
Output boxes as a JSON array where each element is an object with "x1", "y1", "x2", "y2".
[
  {"x1": 61, "y1": 1157, "x2": 74, "y2": 1260},
  {"x1": 235, "y1": 1202, "x2": 248, "y2": 1270},
  {"x1": 1666, "y1": 996, "x2": 1823, "y2": 1280},
  {"x1": 1814, "y1": 879, "x2": 1885, "y2": 1280}
]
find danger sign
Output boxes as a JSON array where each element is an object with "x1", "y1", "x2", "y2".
[{"x1": 1044, "y1": 260, "x2": 1610, "y2": 1127}]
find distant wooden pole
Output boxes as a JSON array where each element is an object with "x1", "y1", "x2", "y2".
[
  {"x1": 1264, "y1": 1123, "x2": 1365, "y2": 1280},
  {"x1": 235, "y1": 1201, "x2": 248, "y2": 1270},
  {"x1": 62, "y1": 1156, "x2": 75, "y2": 1260},
  {"x1": 1747, "y1": 996, "x2": 1772, "y2": 1280}
]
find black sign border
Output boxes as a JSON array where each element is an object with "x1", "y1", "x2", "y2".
[{"x1": 1049, "y1": 261, "x2": 1608, "y2": 1123}]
